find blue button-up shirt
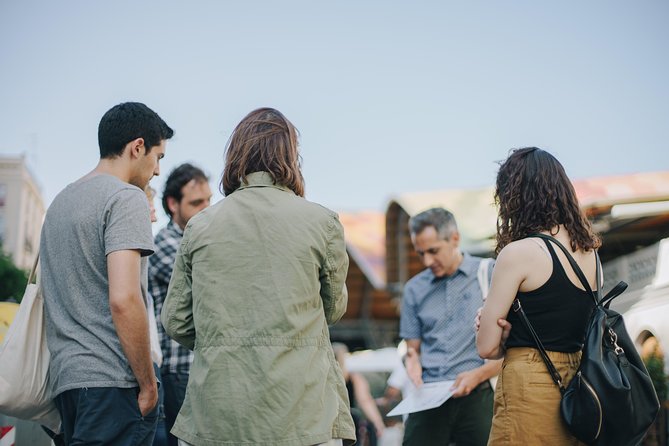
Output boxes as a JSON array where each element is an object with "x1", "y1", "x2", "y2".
[{"x1": 400, "y1": 253, "x2": 493, "y2": 382}]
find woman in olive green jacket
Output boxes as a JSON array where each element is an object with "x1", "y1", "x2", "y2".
[{"x1": 162, "y1": 108, "x2": 356, "y2": 446}]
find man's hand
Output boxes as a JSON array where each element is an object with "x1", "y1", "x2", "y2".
[
  {"x1": 474, "y1": 307, "x2": 511, "y2": 334},
  {"x1": 405, "y1": 347, "x2": 423, "y2": 387},
  {"x1": 475, "y1": 306, "x2": 513, "y2": 359},
  {"x1": 451, "y1": 369, "x2": 482, "y2": 398},
  {"x1": 474, "y1": 306, "x2": 483, "y2": 332},
  {"x1": 498, "y1": 318, "x2": 512, "y2": 346},
  {"x1": 137, "y1": 383, "x2": 158, "y2": 417},
  {"x1": 372, "y1": 420, "x2": 385, "y2": 438}
]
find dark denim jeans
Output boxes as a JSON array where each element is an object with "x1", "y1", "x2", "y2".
[
  {"x1": 152, "y1": 364, "x2": 168, "y2": 446},
  {"x1": 55, "y1": 387, "x2": 159, "y2": 446},
  {"x1": 161, "y1": 372, "x2": 189, "y2": 446}
]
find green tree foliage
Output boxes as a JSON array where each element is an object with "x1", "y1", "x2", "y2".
[
  {"x1": 0, "y1": 247, "x2": 28, "y2": 303},
  {"x1": 644, "y1": 346, "x2": 668, "y2": 402}
]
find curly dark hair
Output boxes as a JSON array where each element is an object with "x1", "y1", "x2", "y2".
[{"x1": 495, "y1": 147, "x2": 600, "y2": 253}]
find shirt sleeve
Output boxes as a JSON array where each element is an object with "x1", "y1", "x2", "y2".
[
  {"x1": 399, "y1": 281, "x2": 421, "y2": 340},
  {"x1": 387, "y1": 364, "x2": 409, "y2": 389},
  {"x1": 104, "y1": 188, "x2": 154, "y2": 256}
]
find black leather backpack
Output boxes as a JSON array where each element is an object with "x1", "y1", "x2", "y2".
[{"x1": 513, "y1": 234, "x2": 660, "y2": 445}]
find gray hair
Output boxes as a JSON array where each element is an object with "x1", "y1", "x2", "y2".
[{"x1": 409, "y1": 207, "x2": 458, "y2": 240}]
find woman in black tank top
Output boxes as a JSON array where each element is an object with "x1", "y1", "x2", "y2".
[
  {"x1": 476, "y1": 148, "x2": 600, "y2": 445},
  {"x1": 504, "y1": 238, "x2": 595, "y2": 352}
]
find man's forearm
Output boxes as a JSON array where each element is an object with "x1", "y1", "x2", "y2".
[
  {"x1": 404, "y1": 340, "x2": 423, "y2": 386},
  {"x1": 476, "y1": 358, "x2": 503, "y2": 383},
  {"x1": 110, "y1": 292, "x2": 156, "y2": 389}
]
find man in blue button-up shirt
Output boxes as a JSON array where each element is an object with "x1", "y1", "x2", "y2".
[{"x1": 400, "y1": 207, "x2": 501, "y2": 446}]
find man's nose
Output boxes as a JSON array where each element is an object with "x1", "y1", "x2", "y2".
[{"x1": 423, "y1": 254, "x2": 434, "y2": 267}]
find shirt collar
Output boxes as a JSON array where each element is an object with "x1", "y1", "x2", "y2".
[
  {"x1": 167, "y1": 219, "x2": 184, "y2": 236},
  {"x1": 458, "y1": 253, "x2": 478, "y2": 277},
  {"x1": 236, "y1": 171, "x2": 293, "y2": 193},
  {"x1": 430, "y1": 252, "x2": 477, "y2": 282}
]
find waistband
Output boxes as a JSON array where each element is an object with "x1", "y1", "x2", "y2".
[
  {"x1": 505, "y1": 346, "x2": 581, "y2": 366},
  {"x1": 474, "y1": 380, "x2": 492, "y2": 392}
]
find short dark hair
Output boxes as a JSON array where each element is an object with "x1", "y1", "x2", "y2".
[
  {"x1": 220, "y1": 107, "x2": 304, "y2": 197},
  {"x1": 409, "y1": 207, "x2": 458, "y2": 240},
  {"x1": 98, "y1": 102, "x2": 174, "y2": 159},
  {"x1": 162, "y1": 163, "x2": 209, "y2": 217}
]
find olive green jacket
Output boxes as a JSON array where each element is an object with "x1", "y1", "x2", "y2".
[{"x1": 162, "y1": 172, "x2": 356, "y2": 446}]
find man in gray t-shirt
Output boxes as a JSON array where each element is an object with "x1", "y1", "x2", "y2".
[{"x1": 40, "y1": 102, "x2": 174, "y2": 445}]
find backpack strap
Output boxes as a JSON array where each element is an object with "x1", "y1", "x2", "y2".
[
  {"x1": 511, "y1": 234, "x2": 631, "y2": 395},
  {"x1": 512, "y1": 298, "x2": 566, "y2": 393},
  {"x1": 529, "y1": 234, "x2": 629, "y2": 308},
  {"x1": 528, "y1": 233, "x2": 600, "y2": 306},
  {"x1": 511, "y1": 233, "x2": 602, "y2": 393},
  {"x1": 477, "y1": 258, "x2": 493, "y2": 300},
  {"x1": 601, "y1": 281, "x2": 628, "y2": 309}
]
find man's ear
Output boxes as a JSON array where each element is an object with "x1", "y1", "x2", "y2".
[
  {"x1": 167, "y1": 196, "x2": 179, "y2": 215},
  {"x1": 452, "y1": 231, "x2": 461, "y2": 246},
  {"x1": 127, "y1": 138, "x2": 145, "y2": 159},
  {"x1": 410, "y1": 233, "x2": 417, "y2": 249}
]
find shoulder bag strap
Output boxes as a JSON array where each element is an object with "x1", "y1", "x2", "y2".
[
  {"x1": 511, "y1": 298, "x2": 566, "y2": 392},
  {"x1": 27, "y1": 253, "x2": 40, "y2": 285}
]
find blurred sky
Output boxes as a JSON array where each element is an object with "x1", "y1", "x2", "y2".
[{"x1": 1, "y1": 0, "x2": 668, "y2": 228}]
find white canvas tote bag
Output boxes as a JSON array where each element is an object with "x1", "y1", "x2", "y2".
[{"x1": 0, "y1": 255, "x2": 60, "y2": 432}]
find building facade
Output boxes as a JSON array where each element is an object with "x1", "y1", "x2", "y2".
[{"x1": 0, "y1": 155, "x2": 45, "y2": 270}]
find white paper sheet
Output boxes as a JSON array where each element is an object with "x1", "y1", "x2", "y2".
[{"x1": 386, "y1": 380, "x2": 455, "y2": 417}]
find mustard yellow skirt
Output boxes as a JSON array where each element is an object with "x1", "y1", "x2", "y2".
[{"x1": 488, "y1": 347, "x2": 586, "y2": 445}]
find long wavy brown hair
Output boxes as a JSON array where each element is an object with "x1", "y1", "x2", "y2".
[
  {"x1": 495, "y1": 147, "x2": 600, "y2": 253},
  {"x1": 220, "y1": 107, "x2": 304, "y2": 197}
]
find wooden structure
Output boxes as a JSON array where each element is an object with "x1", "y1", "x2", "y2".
[
  {"x1": 573, "y1": 171, "x2": 669, "y2": 262},
  {"x1": 331, "y1": 212, "x2": 398, "y2": 348}
]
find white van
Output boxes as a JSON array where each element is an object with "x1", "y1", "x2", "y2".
[{"x1": 605, "y1": 237, "x2": 669, "y2": 373}]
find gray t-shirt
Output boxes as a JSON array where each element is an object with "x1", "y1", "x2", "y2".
[{"x1": 41, "y1": 174, "x2": 154, "y2": 396}]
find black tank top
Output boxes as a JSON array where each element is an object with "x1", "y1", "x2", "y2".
[{"x1": 505, "y1": 238, "x2": 596, "y2": 352}]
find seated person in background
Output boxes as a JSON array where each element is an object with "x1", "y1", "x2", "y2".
[
  {"x1": 376, "y1": 363, "x2": 414, "y2": 446},
  {"x1": 374, "y1": 341, "x2": 416, "y2": 421},
  {"x1": 333, "y1": 343, "x2": 386, "y2": 446}
]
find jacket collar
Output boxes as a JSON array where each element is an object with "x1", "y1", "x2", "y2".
[{"x1": 236, "y1": 171, "x2": 294, "y2": 194}]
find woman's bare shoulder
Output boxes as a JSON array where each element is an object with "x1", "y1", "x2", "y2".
[
  {"x1": 497, "y1": 238, "x2": 553, "y2": 291},
  {"x1": 498, "y1": 238, "x2": 543, "y2": 259},
  {"x1": 496, "y1": 238, "x2": 550, "y2": 271}
]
